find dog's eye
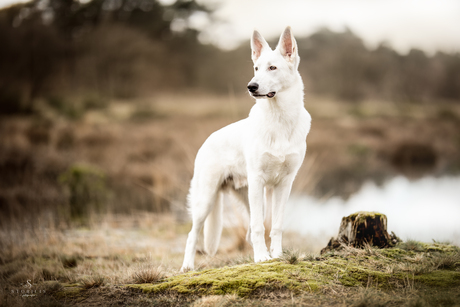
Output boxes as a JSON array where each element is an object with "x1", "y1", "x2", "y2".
[
  {"x1": 255, "y1": 67, "x2": 258, "y2": 71},
  {"x1": 269, "y1": 66, "x2": 277, "y2": 71}
]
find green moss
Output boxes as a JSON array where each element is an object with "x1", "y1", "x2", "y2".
[
  {"x1": 422, "y1": 242, "x2": 459, "y2": 253},
  {"x1": 414, "y1": 270, "x2": 460, "y2": 288},
  {"x1": 55, "y1": 283, "x2": 87, "y2": 299},
  {"x1": 342, "y1": 267, "x2": 401, "y2": 289},
  {"x1": 128, "y1": 261, "x2": 321, "y2": 297},
  {"x1": 127, "y1": 243, "x2": 460, "y2": 298},
  {"x1": 380, "y1": 248, "x2": 416, "y2": 259},
  {"x1": 346, "y1": 211, "x2": 386, "y2": 225},
  {"x1": 396, "y1": 241, "x2": 459, "y2": 254}
]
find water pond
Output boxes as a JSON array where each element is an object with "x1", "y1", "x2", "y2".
[{"x1": 285, "y1": 176, "x2": 460, "y2": 246}]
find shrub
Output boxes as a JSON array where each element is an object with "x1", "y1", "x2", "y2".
[{"x1": 59, "y1": 164, "x2": 108, "y2": 224}]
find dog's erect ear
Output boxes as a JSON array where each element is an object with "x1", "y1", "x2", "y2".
[
  {"x1": 251, "y1": 30, "x2": 269, "y2": 63},
  {"x1": 278, "y1": 26, "x2": 298, "y2": 63}
]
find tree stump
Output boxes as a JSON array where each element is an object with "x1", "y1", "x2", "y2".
[{"x1": 321, "y1": 211, "x2": 400, "y2": 254}]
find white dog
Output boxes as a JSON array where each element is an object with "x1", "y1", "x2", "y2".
[{"x1": 181, "y1": 27, "x2": 311, "y2": 271}]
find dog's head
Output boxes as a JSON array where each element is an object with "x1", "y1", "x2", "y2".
[{"x1": 247, "y1": 26, "x2": 300, "y2": 99}]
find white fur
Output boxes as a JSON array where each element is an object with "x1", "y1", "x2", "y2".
[{"x1": 180, "y1": 27, "x2": 311, "y2": 271}]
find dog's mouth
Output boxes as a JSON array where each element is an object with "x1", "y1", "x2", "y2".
[{"x1": 251, "y1": 92, "x2": 276, "y2": 99}]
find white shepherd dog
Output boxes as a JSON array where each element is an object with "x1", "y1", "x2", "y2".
[{"x1": 181, "y1": 27, "x2": 311, "y2": 271}]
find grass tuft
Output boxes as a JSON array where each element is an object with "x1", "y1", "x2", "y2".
[
  {"x1": 44, "y1": 281, "x2": 63, "y2": 294},
  {"x1": 302, "y1": 252, "x2": 320, "y2": 262},
  {"x1": 81, "y1": 275, "x2": 105, "y2": 289},
  {"x1": 42, "y1": 268, "x2": 60, "y2": 281},
  {"x1": 132, "y1": 266, "x2": 164, "y2": 284},
  {"x1": 349, "y1": 289, "x2": 389, "y2": 307},
  {"x1": 280, "y1": 249, "x2": 301, "y2": 264},
  {"x1": 231, "y1": 255, "x2": 253, "y2": 266},
  {"x1": 61, "y1": 255, "x2": 79, "y2": 268},
  {"x1": 397, "y1": 239, "x2": 425, "y2": 252},
  {"x1": 432, "y1": 252, "x2": 460, "y2": 270}
]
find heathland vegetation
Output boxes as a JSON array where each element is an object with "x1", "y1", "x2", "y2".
[{"x1": 1, "y1": 1, "x2": 460, "y2": 306}]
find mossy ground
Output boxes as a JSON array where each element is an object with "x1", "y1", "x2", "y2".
[
  {"x1": 3, "y1": 253, "x2": 460, "y2": 306},
  {"x1": 128, "y1": 261, "x2": 320, "y2": 297},
  {"x1": 127, "y1": 242, "x2": 460, "y2": 300},
  {"x1": 1, "y1": 219, "x2": 459, "y2": 306}
]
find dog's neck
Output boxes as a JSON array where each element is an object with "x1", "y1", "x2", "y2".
[
  {"x1": 252, "y1": 75, "x2": 305, "y2": 142},
  {"x1": 269, "y1": 82, "x2": 304, "y2": 114}
]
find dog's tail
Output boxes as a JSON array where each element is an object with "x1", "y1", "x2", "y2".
[{"x1": 203, "y1": 192, "x2": 223, "y2": 256}]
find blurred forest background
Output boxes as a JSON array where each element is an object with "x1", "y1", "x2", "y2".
[
  {"x1": 1, "y1": 0, "x2": 460, "y2": 234},
  {"x1": 2, "y1": 0, "x2": 460, "y2": 109}
]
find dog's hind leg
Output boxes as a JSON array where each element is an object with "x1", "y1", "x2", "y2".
[
  {"x1": 203, "y1": 191, "x2": 223, "y2": 256},
  {"x1": 181, "y1": 181, "x2": 219, "y2": 272},
  {"x1": 228, "y1": 186, "x2": 252, "y2": 246}
]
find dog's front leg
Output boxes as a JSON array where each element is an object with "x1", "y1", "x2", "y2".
[
  {"x1": 248, "y1": 178, "x2": 271, "y2": 262},
  {"x1": 270, "y1": 180, "x2": 293, "y2": 259}
]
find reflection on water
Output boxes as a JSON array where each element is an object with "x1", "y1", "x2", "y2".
[{"x1": 285, "y1": 176, "x2": 460, "y2": 246}]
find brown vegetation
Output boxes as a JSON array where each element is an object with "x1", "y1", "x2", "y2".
[
  {"x1": 1, "y1": 94, "x2": 460, "y2": 232},
  {"x1": 1, "y1": 211, "x2": 459, "y2": 306},
  {"x1": 0, "y1": 1, "x2": 460, "y2": 305}
]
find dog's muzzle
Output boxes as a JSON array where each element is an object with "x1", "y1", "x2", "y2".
[{"x1": 247, "y1": 82, "x2": 276, "y2": 98}]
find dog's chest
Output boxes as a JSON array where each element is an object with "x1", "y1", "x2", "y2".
[
  {"x1": 258, "y1": 151, "x2": 301, "y2": 184},
  {"x1": 250, "y1": 120, "x2": 306, "y2": 183}
]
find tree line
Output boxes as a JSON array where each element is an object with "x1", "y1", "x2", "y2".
[{"x1": 1, "y1": 0, "x2": 459, "y2": 114}]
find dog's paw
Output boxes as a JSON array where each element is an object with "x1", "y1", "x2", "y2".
[
  {"x1": 180, "y1": 266, "x2": 193, "y2": 273},
  {"x1": 254, "y1": 253, "x2": 272, "y2": 263}
]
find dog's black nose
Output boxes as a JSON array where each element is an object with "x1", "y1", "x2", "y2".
[{"x1": 247, "y1": 83, "x2": 259, "y2": 93}]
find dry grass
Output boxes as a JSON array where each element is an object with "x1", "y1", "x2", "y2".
[
  {"x1": 132, "y1": 265, "x2": 164, "y2": 284},
  {"x1": 191, "y1": 294, "x2": 243, "y2": 307},
  {"x1": 398, "y1": 239, "x2": 426, "y2": 252},
  {"x1": 1, "y1": 94, "x2": 460, "y2": 306},
  {"x1": 81, "y1": 275, "x2": 105, "y2": 289},
  {"x1": 1, "y1": 218, "x2": 459, "y2": 306},
  {"x1": 2, "y1": 93, "x2": 460, "y2": 232},
  {"x1": 280, "y1": 249, "x2": 302, "y2": 265},
  {"x1": 432, "y1": 252, "x2": 460, "y2": 270},
  {"x1": 60, "y1": 255, "x2": 79, "y2": 269}
]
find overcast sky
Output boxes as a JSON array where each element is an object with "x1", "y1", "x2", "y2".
[
  {"x1": 2, "y1": 0, "x2": 459, "y2": 54},
  {"x1": 195, "y1": 0, "x2": 460, "y2": 54}
]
